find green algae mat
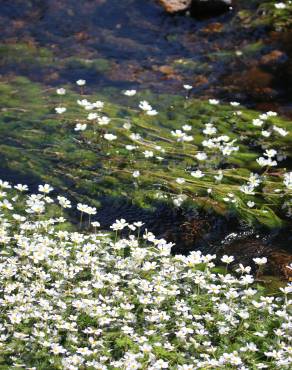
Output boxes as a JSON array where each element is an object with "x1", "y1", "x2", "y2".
[{"x1": 0, "y1": 76, "x2": 292, "y2": 228}]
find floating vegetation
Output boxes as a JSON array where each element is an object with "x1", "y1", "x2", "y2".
[{"x1": 0, "y1": 76, "x2": 292, "y2": 228}]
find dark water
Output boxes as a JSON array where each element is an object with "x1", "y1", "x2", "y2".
[
  {"x1": 0, "y1": 0, "x2": 292, "y2": 115},
  {"x1": 0, "y1": 0, "x2": 291, "y2": 274}
]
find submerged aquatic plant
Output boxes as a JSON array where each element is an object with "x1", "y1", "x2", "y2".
[
  {"x1": 0, "y1": 77, "x2": 292, "y2": 228},
  {"x1": 50, "y1": 80, "x2": 292, "y2": 228}
]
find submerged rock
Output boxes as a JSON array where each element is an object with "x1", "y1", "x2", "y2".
[
  {"x1": 260, "y1": 50, "x2": 286, "y2": 66},
  {"x1": 158, "y1": 0, "x2": 192, "y2": 13},
  {"x1": 221, "y1": 237, "x2": 292, "y2": 280}
]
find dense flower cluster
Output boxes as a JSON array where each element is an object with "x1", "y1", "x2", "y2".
[{"x1": 0, "y1": 182, "x2": 291, "y2": 369}]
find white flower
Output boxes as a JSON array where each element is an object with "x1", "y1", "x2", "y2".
[
  {"x1": 203, "y1": 123, "x2": 217, "y2": 135},
  {"x1": 123, "y1": 89, "x2": 136, "y2": 96},
  {"x1": 183, "y1": 135, "x2": 193, "y2": 142},
  {"x1": 57, "y1": 196, "x2": 71, "y2": 208},
  {"x1": 195, "y1": 152, "x2": 207, "y2": 161},
  {"x1": 275, "y1": 2, "x2": 286, "y2": 9},
  {"x1": 14, "y1": 184, "x2": 28, "y2": 192},
  {"x1": 284, "y1": 172, "x2": 292, "y2": 190},
  {"x1": 110, "y1": 218, "x2": 128, "y2": 231},
  {"x1": 267, "y1": 111, "x2": 278, "y2": 117},
  {"x1": 0, "y1": 199, "x2": 13, "y2": 210},
  {"x1": 27, "y1": 201, "x2": 45, "y2": 214},
  {"x1": 76, "y1": 79, "x2": 86, "y2": 86},
  {"x1": 171, "y1": 129, "x2": 192, "y2": 142},
  {"x1": 125, "y1": 145, "x2": 136, "y2": 151},
  {"x1": 264, "y1": 149, "x2": 277, "y2": 158},
  {"x1": 253, "y1": 257, "x2": 267, "y2": 265},
  {"x1": 134, "y1": 221, "x2": 144, "y2": 228},
  {"x1": 252, "y1": 119, "x2": 264, "y2": 127},
  {"x1": 123, "y1": 122, "x2": 132, "y2": 130},
  {"x1": 173, "y1": 194, "x2": 187, "y2": 207},
  {"x1": 146, "y1": 109, "x2": 158, "y2": 116},
  {"x1": 77, "y1": 98, "x2": 90, "y2": 107},
  {"x1": 91, "y1": 221, "x2": 100, "y2": 227},
  {"x1": 256, "y1": 157, "x2": 277, "y2": 167},
  {"x1": 176, "y1": 178, "x2": 185, "y2": 184},
  {"x1": 77, "y1": 203, "x2": 88, "y2": 213},
  {"x1": 84, "y1": 103, "x2": 94, "y2": 110},
  {"x1": 104, "y1": 134, "x2": 117, "y2": 141},
  {"x1": 247, "y1": 201, "x2": 255, "y2": 208},
  {"x1": 77, "y1": 203, "x2": 96, "y2": 215},
  {"x1": 191, "y1": 170, "x2": 204, "y2": 178},
  {"x1": 273, "y1": 125, "x2": 288, "y2": 137},
  {"x1": 259, "y1": 113, "x2": 269, "y2": 121},
  {"x1": 221, "y1": 255, "x2": 234, "y2": 264},
  {"x1": 51, "y1": 343, "x2": 67, "y2": 355},
  {"x1": 74, "y1": 123, "x2": 87, "y2": 131},
  {"x1": 98, "y1": 116, "x2": 111, "y2": 126},
  {"x1": 12, "y1": 214, "x2": 26, "y2": 222},
  {"x1": 55, "y1": 107, "x2": 66, "y2": 114},
  {"x1": 235, "y1": 50, "x2": 243, "y2": 56},
  {"x1": 240, "y1": 185, "x2": 255, "y2": 195},
  {"x1": 86, "y1": 206, "x2": 97, "y2": 215},
  {"x1": 87, "y1": 113, "x2": 98, "y2": 120},
  {"x1": 133, "y1": 171, "x2": 140, "y2": 178},
  {"x1": 143, "y1": 150, "x2": 154, "y2": 158},
  {"x1": 56, "y1": 88, "x2": 66, "y2": 95},
  {"x1": 130, "y1": 133, "x2": 141, "y2": 141},
  {"x1": 214, "y1": 170, "x2": 223, "y2": 182},
  {"x1": 183, "y1": 84, "x2": 192, "y2": 90},
  {"x1": 221, "y1": 143, "x2": 239, "y2": 156},
  {"x1": 0, "y1": 180, "x2": 11, "y2": 188},
  {"x1": 230, "y1": 101, "x2": 240, "y2": 106},
  {"x1": 248, "y1": 173, "x2": 261, "y2": 187},
  {"x1": 139, "y1": 100, "x2": 152, "y2": 111},
  {"x1": 38, "y1": 184, "x2": 54, "y2": 194},
  {"x1": 209, "y1": 99, "x2": 219, "y2": 105},
  {"x1": 93, "y1": 100, "x2": 104, "y2": 109},
  {"x1": 236, "y1": 264, "x2": 251, "y2": 274},
  {"x1": 182, "y1": 124, "x2": 192, "y2": 131},
  {"x1": 279, "y1": 286, "x2": 292, "y2": 294},
  {"x1": 261, "y1": 130, "x2": 271, "y2": 137}
]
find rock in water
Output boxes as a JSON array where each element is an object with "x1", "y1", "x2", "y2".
[
  {"x1": 191, "y1": 0, "x2": 232, "y2": 17},
  {"x1": 158, "y1": 0, "x2": 192, "y2": 13}
]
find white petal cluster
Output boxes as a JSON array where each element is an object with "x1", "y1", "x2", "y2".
[
  {"x1": 139, "y1": 100, "x2": 158, "y2": 116},
  {"x1": 0, "y1": 182, "x2": 290, "y2": 369},
  {"x1": 171, "y1": 129, "x2": 193, "y2": 142}
]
